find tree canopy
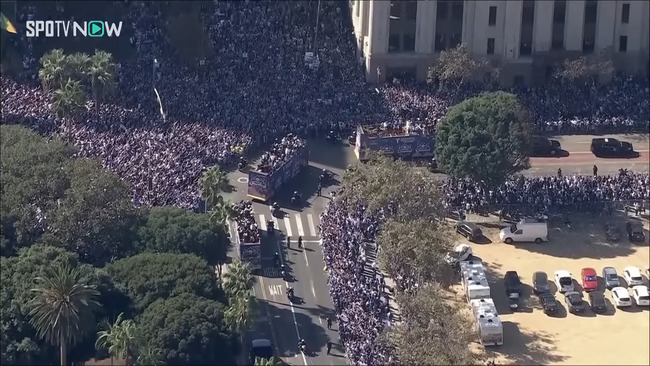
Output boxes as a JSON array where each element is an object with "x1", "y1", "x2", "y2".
[
  {"x1": 106, "y1": 252, "x2": 224, "y2": 312},
  {"x1": 435, "y1": 91, "x2": 532, "y2": 188},
  {"x1": 1, "y1": 125, "x2": 74, "y2": 255},
  {"x1": 138, "y1": 293, "x2": 236, "y2": 365},
  {"x1": 428, "y1": 43, "x2": 497, "y2": 88},
  {"x1": 554, "y1": 52, "x2": 614, "y2": 84},
  {"x1": 41, "y1": 158, "x2": 139, "y2": 266},
  {"x1": 134, "y1": 206, "x2": 229, "y2": 266}
]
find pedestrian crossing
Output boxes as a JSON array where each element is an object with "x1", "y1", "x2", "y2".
[{"x1": 230, "y1": 212, "x2": 321, "y2": 239}]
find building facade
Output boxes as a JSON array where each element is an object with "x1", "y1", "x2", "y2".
[{"x1": 351, "y1": 0, "x2": 650, "y2": 86}]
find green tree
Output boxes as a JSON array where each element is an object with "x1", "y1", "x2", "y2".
[
  {"x1": 1, "y1": 125, "x2": 73, "y2": 255},
  {"x1": 65, "y1": 52, "x2": 91, "y2": 82},
  {"x1": 135, "y1": 206, "x2": 229, "y2": 267},
  {"x1": 96, "y1": 312, "x2": 143, "y2": 366},
  {"x1": 222, "y1": 259, "x2": 255, "y2": 299},
  {"x1": 88, "y1": 49, "x2": 116, "y2": 115},
  {"x1": 106, "y1": 252, "x2": 224, "y2": 312},
  {"x1": 41, "y1": 158, "x2": 139, "y2": 265},
  {"x1": 209, "y1": 196, "x2": 235, "y2": 226},
  {"x1": 135, "y1": 346, "x2": 166, "y2": 366},
  {"x1": 28, "y1": 261, "x2": 102, "y2": 366},
  {"x1": 554, "y1": 52, "x2": 615, "y2": 85},
  {"x1": 427, "y1": 43, "x2": 496, "y2": 88},
  {"x1": 199, "y1": 166, "x2": 229, "y2": 212},
  {"x1": 38, "y1": 48, "x2": 67, "y2": 91},
  {"x1": 386, "y1": 284, "x2": 476, "y2": 365},
  {"x1": 223, "y1": 260, "x2": 256, "y2": 335},
  {"x1": 138, "y1": 293, "x2": 236, "y2": 365},
  {"x1": 340, "y1": 154, "x2": 447, "y2": 223},
  {"x1": 254, "y1": 356, "x2": 286, "y2": 366},
  {"x1": 51, "y1": 78, "x2": 86, "y2": 119},
  {"x1": 435, "y1": 91, "x2": 532, "y2": 188}
]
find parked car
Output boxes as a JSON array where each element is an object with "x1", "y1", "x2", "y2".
[
  {"x1": 605, "y1": 224, "x2": 622, "y2": 242},
  {"x1": 626, "y1": 221, "x2": 645, "y2": 242},
  {"x1": 590, "y1": 137, "x2": 634, "y2": 157},
  {"x1": 504, "y1": 271, "x2": 522, "y2": 310},
  {"x1": 554, "y1": 270, "x2": 574, "y2": 293},
  {"x1": 539, "y1": 293, "x2": 559, "y2": 315},
  {"x1": 632, "y1": 286, "x2": 650, "y2": 306},
  {"x1": 456, "y1": 222, "x2": 483, "y2": 242},
  {"x1": 445, "y1": 243, "x2": 473, "y2": 266},
  {"x1": 588, "y1": 291, "x2": 607, "y2": 313},
  {"x1": 581, "y1": 267, "x2": 598, "y2": 292},
  {"x1": 249, "y1": 339, "x2": 274, "y2": 364},
  {"x1": 611, "y1": 287, "x2": 632, "y2": 307},
  {"x1": 531, "y1": 136, "x2": 562, "y2": 157},
  {"x1": 532, "y1": 271, "x2": 550, "y2": 295},
  {"x1": 602, "y1": 266, "x2": 620, "y2": 290},
  {"x1": 623, "y1": 266, "x2": 644, "y2": 287},
  {"x1": 564, "y1": 291, "x2": 586, "y2": 313}
]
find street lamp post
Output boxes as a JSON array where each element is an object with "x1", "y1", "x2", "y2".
[
  {"x1": 152, "y1": 58, "x2": 166, "y2": 124},
  {"x1": 313, "y1": 0, "x2": 321, "y2": 57}
]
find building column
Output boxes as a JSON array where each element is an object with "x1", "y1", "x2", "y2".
[
  {"x1": 415, "y1": 0, "x2": 437, "y2": 54},
  {"x1": 564, "y1": 0, "x2": 585, "y2": 51},
  {"x1": 462, "y1": 0, "x2": 477, "y2": 53},
  {"x1": 594, "y1": 0, "x2": 616, "y2": 52},
  {"x1": 627, "y1": 1, "x2": 646, "y2": 52},
  {"x1": 365, "y1": 0, "x2": 391, "y2": 82},
  {"x1": 503, "y1": 0, "x2": 523, "y2": 59},
  {"x1": 359, "y1": 0, "x2": 369, "y2": 39},
  {"x1": 533, "y1": 0, "x2": 554, "y2": 52}
]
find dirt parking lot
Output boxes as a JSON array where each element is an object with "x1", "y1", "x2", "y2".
[{"x1": 457, "y1": 214, "x2": 649, "y2": 365}]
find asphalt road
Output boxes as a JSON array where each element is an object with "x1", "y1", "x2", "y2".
[
  {"x1": 224, "y1": 132, "x2": 648, "y2": 365},
  {"x1": 224, "y1": 139, "x2": 353, "y2": 366}
]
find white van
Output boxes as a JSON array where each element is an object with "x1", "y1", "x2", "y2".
[{"x1": 499, "y1": 221, "x2": 548, "y2": 244}]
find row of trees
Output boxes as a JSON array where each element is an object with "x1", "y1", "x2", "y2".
[
  {"x1": 1, "y1": 125, "x2": 258, "y2": 365},
  {"x1": 38, "y1": 48, "x2": 116, "y2": 119},
  {"x1": 428, "y1": 43, "x2": 616, "y2": 88}
]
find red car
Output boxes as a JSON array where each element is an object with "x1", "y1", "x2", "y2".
[{"x1": 581, "y1": 267, "x2": 598, "y2": 292}]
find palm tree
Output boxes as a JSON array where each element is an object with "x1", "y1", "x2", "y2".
[
  {"x1": 254, "y1": 356, "x2": 286, "y2": 366},
  {"x1": 224, "y1": 292, "x2": 255, "y2": 333},
  {"x1": 209, "y1": 196, "x2": 235, "y2": 225},
  {"x1": 135, "y1": 346, "x2": 165, "y2": 366},
  {"x1": 222, "y1": 259, "x2": 255, "y2": 298},
  {"x1": 199, "y1": 166, "x2": 229, "y2": 212},
  {"x1": 65, "y1": 52, "x2": 91, "y2": 82},
  {"x1": 88, "y1": 49, "x2": 116, "y2": 115},
  {"x1": 28, "y1": 262, "x2": 102, "y2": 366},
  {"x1": 51, "y1": 78, "x2": 86, "y2": 120},
  {"x1": 96, "y1": 312, "x2": 143, "y2": 366},
  {"x1": 39, "y1": 48, "x2": 67, "y2": 90}
]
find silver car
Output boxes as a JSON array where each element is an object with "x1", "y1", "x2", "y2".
[{"x1": 602, "y1": 266, "x2": 619, "y2": 289}]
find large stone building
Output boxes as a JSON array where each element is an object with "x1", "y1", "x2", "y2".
[{"x1": 350, "y1": 0, "x2": 650, "y2": 86}]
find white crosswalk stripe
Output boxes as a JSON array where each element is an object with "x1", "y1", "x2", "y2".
[
  {"x1": 230, "y1": 213, "x2": 320, "y2": 238},
  {"x1": 283, "y1": 217, "x2": 293, "y2": 237},
  {"x1": 295, "y1": 214, "x2": 305, "y2": 237}
]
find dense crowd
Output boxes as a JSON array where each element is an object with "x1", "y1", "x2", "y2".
[
  {"x1": 444, "y1": 172, "x2": 650, "y2": 212},
  {"x1": 233, "y1": 200, "x2": 259, "y2": 244},
  {"x1": 257, "y1": 134, "x2": 306, "y2": 174},
  {"x1": 320, "y1": 199, "x2": 395, "y2": 366}
]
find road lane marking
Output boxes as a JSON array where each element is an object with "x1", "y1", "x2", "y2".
[
  {"x1": 303, "y1": 248, "x2": 310, "y2": 267},
  {"x1": 231, "y1": 221, "x2": 239, "y2": 244},
  {"x1": 259, "y1": 214, "x2": 267, "y2": 230},
  {"x1": 318, "y1": 317, "x2": 322, "y2": 325},
  {"x1": 273, "y1": 234, "x2": 307, "y2": 365},
  {"x1": 284, "y1": 217, "x2": 293, "y2": 237},
  {"x1": 310, "y1": 278, "x2": 316, "y2": 298},
  {"x1": 295, "y1": 214, "x2": 305, "y2": 237},
  {"x1": 258, "y1": 277, "x2": 281, "y2": 356},
  {"x1": 268, "y1": 284, "x2": 283, "y2": 297},
  {"x1": 307, "y1": 214, "x2": 316, "y2": 236}
]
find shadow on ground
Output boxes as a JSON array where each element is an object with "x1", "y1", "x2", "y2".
[
  {"x1": 306, "y1": 138, "x2": 355, "y2": 172},
  {"x1": 485, "y1": 321, "x2": 567, "y2": 365}
]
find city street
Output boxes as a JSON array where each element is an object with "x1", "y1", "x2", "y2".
[{"x1": 223, "y1": 132, "x2": 648, "y2": 365}]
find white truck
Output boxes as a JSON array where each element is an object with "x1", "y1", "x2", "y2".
[
  {"x1": 476, "y1": 312, "x2": 504, "y2": 346},
  {"x1": 466, "y1": 279, "x2": 491, "y2": 302},
  {"x1": 500, "y1": 221, "x2": 548, "y2": 244},
  {"x1": 470, "y1": 298, "x2": 498, "y2": 318}
]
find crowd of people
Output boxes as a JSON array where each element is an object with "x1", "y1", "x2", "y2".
[
  {"x1": 443, "y1": 171, "x2": 650, "y2": 213},
  {"x1": 233, "y1": 200, "x2": 260, "y2": 244},
  {"x1": 320, "y1": 199, "x2": 394, "y2": 365},
  {"x1": 256, "y1": 134, "x2": 306, "y2": 174}
]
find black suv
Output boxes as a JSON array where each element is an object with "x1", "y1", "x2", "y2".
[
  {"x1": 531, "y1": 136, "x2": 562, "y2": 157},
  {"x1": 626, "y1": 221, "x2": 645, "y2": 242},
  {"x1": 590, "y1": 138, "x2": 634, "y2": 157}
]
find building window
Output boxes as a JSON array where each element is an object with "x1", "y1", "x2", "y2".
[
  {"x1": 621, "y1": 3, "x2": 630, "y2": 24},
  {"x1": 390, "y1": 1, "x2": 402, "y2": 20},
  {"x1": 553, "y1": 0, "x2": 566, "y2": 23},
  {"x1": 619, "y1": 35, "x2": 628, "y2": 52},
  {"x1": 435, "y1": 34, "x2": 446, "y2": 51},
  {"x1": 405, "y1": 1, "x2": 417, "y2": 21},
  {"x1": 487, "y1": 38, "x2": 495, "y2": 54},
  {"x1": 488, "y1": 6, "x2": 497, "y2": 26},
  {"x1": 451, "y1": 1, "x2": 463, "y2": 20},
  {"x1": 449, "y1": 33, "x2": 462, "y2": 48},
  {"x1": 522, "y1": 4, "x2": 535, "y2": 24},
  {"x1": 437, "y1": 1, "x2": 448, "y2": 20},
  {"x1": 389, "y1": 34, "x2": 401, "y2": 53},
  {"x1": 520, "y1": 42, "x2": 532, "y2": 56},
  {"x1": 403, "y1": 34, "x2": 416, "y2": 52},
  {"x1": 583, "y1": 39, "x2": 595, "y2": 53},
  {"x1": 584, "y1": 0, "x2": 597, "y2": 24}
]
